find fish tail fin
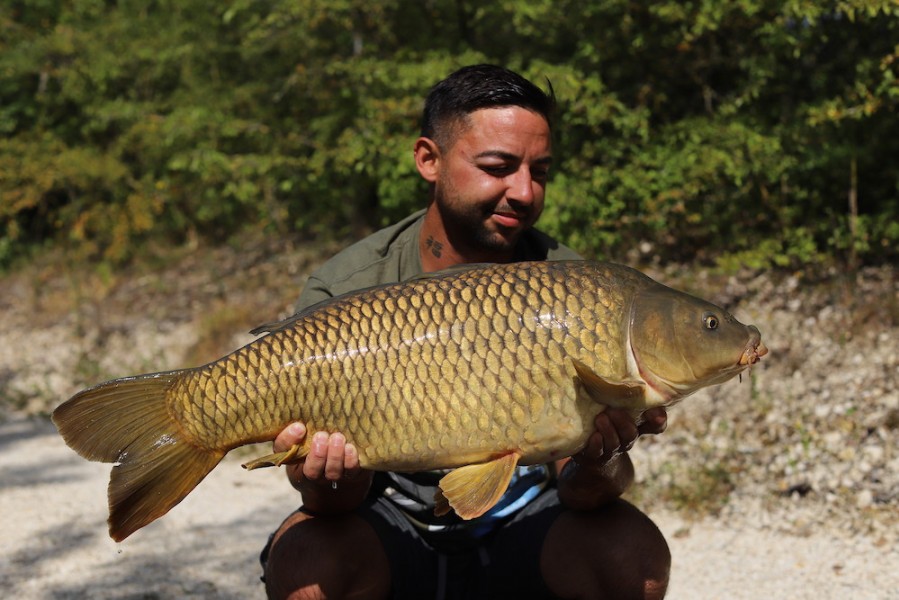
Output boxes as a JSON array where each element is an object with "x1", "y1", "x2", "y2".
[{"x1": 52, "y1": 372, "x2": 225, "y2": 542}]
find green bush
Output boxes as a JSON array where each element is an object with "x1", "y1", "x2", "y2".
[{"x1": 1, "y1": 1, "x2": 897, "y2": 269}]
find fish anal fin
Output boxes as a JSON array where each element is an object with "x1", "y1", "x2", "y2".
[
  {"x1": 435, "y1": 452, "x2": 520, "y2": 520},
  {"x1": 572, "y1": 359, "x2": 645, "y2": 409},
  {"x1": 242, "y1": 443, "x2": 310, "y2": 470}
]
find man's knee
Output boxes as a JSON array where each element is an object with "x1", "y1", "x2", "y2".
[
  {"x1": 264, "y1": 511, "x2": 391, "y2": 600},
  {"x1": 541, "y1": 499, "x2": 671, "y2": 599}
]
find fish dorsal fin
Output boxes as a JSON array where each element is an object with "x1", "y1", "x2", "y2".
[
  {"x1": 572, "y1": 359, "x2": 646, "y2": 409},
  {"x1": 249, "y1": 292, "x2": 353, "y2": 335},
  {"x1": 404, "y1": 263, "x2": 496, "y2": 282},
  {"x1": 434, "y1": 452, "x2": 520, "y2": 520},
  {"x1": 249, "y1": 281, "x2": 392, "y2": 335},
  {"x1": 251, "y1": 264, "x2": 497, "y2": 335},
  {"x1": 249, "y1": 315, "x2": 301, "y2": 336},
  {"x1": 249, "y1": 304, "x2": 323, "y2": 336}
]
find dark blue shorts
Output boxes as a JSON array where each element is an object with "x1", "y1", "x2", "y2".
[{"x1": 261, "y1": 489, "x2": 564, "y2": 600}]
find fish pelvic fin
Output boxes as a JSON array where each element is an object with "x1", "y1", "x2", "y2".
[
  {"x1": 242, "y1": 443, "x2": 310, "y2": 470},
  {"x1": 52, "y1": 372, "x2": 225, "y2": 542},
  {"x1": 435, "y1": 452, "x2": 521, "y2": 520},
  {"x1": 572, "y1": 359, "x2": 646, "y2": 410}
]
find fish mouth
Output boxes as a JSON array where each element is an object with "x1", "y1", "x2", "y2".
[{"x1": 738, "y1": 326, "x2": 768, "y2": 366}]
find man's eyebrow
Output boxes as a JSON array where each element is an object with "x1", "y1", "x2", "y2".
[{"x1": 473, "y1": 150, "x2": 553, "y2": 164}]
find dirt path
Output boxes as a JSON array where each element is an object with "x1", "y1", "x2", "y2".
[
  {"x1": 3, "y1": 416, "x2": 896, "y2": 599},
  {"x1": 1, "y1": 417, "x2": 296, "y2": 599}
]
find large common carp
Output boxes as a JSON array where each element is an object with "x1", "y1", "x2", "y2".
[{"x1": 53, "y1": 260, "x2": 766, "y2": 541}]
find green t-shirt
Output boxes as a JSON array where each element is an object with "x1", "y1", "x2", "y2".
[{"x1": 296, "y1": 208, "x2": 582, "y2": 312}]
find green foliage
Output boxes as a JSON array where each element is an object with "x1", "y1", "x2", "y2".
[{"x1": 1, "y1": 0, "x2": 897, "y2": 269}]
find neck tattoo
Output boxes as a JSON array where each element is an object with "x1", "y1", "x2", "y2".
[{"x1": 425, "y1": 235, "x2": 444, "y2": 258}]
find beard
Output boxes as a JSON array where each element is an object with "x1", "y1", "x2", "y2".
[
  {"x1": 434, "y1": 192, "x2": 524, "y2": 257},
  {"x1": 430, "y1": 162, "x2": 543, "y2": 260}
]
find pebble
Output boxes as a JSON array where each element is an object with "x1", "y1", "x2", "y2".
[{"x1": 857, "y1": 489, "x2": 874, "y2": 509}]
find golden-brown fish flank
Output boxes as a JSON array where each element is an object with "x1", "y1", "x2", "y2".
[{"x1": 52, "y1": 260, "x2": 766, "y2": 541}]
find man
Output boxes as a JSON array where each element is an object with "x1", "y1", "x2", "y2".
[{"x1": 262, "y1": 64, "x2": 671, "y2": 599}]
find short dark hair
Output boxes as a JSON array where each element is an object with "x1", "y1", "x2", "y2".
[{"x1": 420, "y1": 64, "x2": 555, "y2": 149}]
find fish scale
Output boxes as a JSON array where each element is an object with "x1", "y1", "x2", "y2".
[{"x1": 52, "y1": 260, "x2": 766, "y2": 541}]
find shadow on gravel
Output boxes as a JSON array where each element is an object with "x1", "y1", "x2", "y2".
[
  {"x1": 42, "y1": 512, "x2": 273, "y2": 600},
  {"x1": 0, "y1": 416, "x2": 88, "y2": 490},
  {"x1": 2, "y1": 414, "x2": 287, "y2": 598},
  {"x1": 0, "y1": 415, "x2": 57, "y2": 447},
  {"x1": 0, "y1": 458, "x2": 87, "y2": 490},
  {"x1": 7, "y1": 521, "x2": 101, "y2": 575}
]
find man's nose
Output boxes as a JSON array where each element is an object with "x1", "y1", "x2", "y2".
[{"x1": 507, "y1": 168, "x2": 538, "y2": 204}]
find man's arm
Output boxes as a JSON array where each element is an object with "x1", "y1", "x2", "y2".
[{"x1": 556, "y1": 408, "x2": 668, "y2": 510}]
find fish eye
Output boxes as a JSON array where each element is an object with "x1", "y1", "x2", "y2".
[{"x1": 703, "y1": 313, "x2": 719, "y2": 330}]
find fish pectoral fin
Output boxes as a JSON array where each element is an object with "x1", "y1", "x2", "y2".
[
  {"x1": 242, "y1": 443, "x2": 309, "y2": 471},
  {"x1": 572, "y1": 359, "x2": 645, "y2": 409},
  {"x1": 435, "y1": 452, "x2": 521, "y2": 520}
]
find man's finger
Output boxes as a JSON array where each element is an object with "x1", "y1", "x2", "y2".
[
  {"x1": 344, "y1": 443, "x2": 361, "y2": 473},
  {"x1": 324, "y1": 433, "x2": 347, "y2": 480},
  {"x1": 638, "y1": 408, "x2": 668, "y2": 436},
  {"x1": 273, "y1": 422, "x2": 307, "y2": 453},
  {"x1": 577, "y1": 430, "x2": 605, "y2": 463},
  {"x1": 302, "y1": 431, "x2": 330, "y2": 480},
  {"x1": 594, "y1": 413, "x2": 621, "y2": 456},
  {"x1": 605, "y1": 409, "x2": 639, "y2": 451}
]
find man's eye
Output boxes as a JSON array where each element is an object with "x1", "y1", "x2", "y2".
[{"x1": 482, "y1": 165, "x2": 512, "y2": 175}]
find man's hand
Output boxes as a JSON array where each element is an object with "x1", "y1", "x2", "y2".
[
  {"x1": 573, "y1": 407, "x2": 668, "y2": 467},
  {"x1": 557, "y1": 407, "x2": 668, "y2": 510},
  {"x1": 274, "y1": 422, "x2": 373, "y2": 514}
]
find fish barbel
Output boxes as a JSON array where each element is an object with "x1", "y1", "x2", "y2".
[{"x1": 52, "y1": 260, "x2": 767, "y2": 541}]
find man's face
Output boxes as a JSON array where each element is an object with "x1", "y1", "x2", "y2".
[{"x1": 432, "y1": 107, "x2": 552, "y2": 256}]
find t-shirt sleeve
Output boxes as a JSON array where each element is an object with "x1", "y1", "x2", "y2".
[
  {"x1": 295, "y1": 275, "x2": 334, "y2": 313},
  {"x1": 293, "y1": 212, "x2": 425, "y2": 313}
]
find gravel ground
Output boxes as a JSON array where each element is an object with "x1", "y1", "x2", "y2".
[
  {"x1": 1, "y1": 244, "x2": 897, "y2": 598},
  {"x1": 2, "y1": 417, "x2": 896, "y2": 599}
]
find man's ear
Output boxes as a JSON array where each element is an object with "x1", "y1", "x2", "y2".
[{"x1": 414, "y1": 137, "x2": 441, "y2": 183}]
